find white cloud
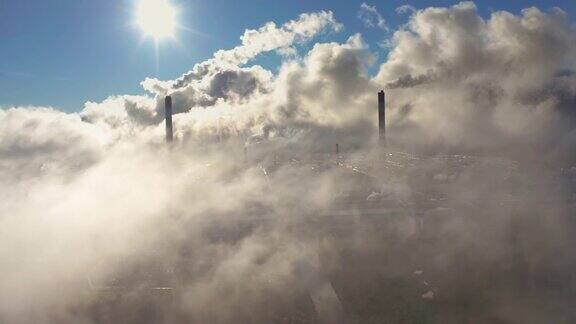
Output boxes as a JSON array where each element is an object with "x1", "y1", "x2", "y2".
[
  {"x1": 213, "y1": 11, "x2": 342, "y2": 68},
  {"x1": 358, "y1": 3, "x2": 388, "y2": 31},
  {"x1": 160, "y1": 10, "x2": 342, "y2": 93},
  {"x1": 396, "y1": 4, "x2": 417, "y2": 15}
]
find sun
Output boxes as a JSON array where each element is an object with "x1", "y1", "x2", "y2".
[{"x1": 136, "y1": 0, "x2": 177, "y2": 40}]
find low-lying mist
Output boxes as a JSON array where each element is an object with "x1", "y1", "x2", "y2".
[
  {"x1": 2, "y1": 2, "x2": 576, "y2": 323},
  {"x1": 2, "y1": 141, "x2": 575, "y2": 323}
]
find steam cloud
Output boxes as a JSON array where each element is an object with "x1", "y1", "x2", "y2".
[{"x1": 1, "y1": 2, "x2": 576, "y2": 323}]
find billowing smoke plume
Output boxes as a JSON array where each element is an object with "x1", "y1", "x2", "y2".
[
  {"x1": 78, "y1": 2, "x2": 576, "y2": 160},
  {"x1": 141, "y1": 11, "x2": 342, "y2": 115},
  {"x1": 2, "y1": 3, "x2": 576, "y2": 323},
  {"x1": 378, "y1": 2, "x2": 576, "y2": 158}
]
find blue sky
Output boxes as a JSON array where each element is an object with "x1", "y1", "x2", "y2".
[{"x1": 1, "y1": 0, "x2": 574, "y2": 112}]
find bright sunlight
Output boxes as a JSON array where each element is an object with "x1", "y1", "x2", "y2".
[{"x1": 136, "y1": 0, "x2": 177, "y2": 40}]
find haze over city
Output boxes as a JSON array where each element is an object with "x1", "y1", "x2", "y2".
[{"x1": 1, "y1": 1, "x2": 576, "y2": 323}]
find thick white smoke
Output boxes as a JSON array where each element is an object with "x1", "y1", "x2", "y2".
[
  {"x1": 1, "y1": 3, "x2": 576, "y2": 323},
  {"x1": 77, "y1": 2, "x2": 576, "y2": 159},
  {"x1": 378, "y1": 2, "x2": 576, "y2": 156}
]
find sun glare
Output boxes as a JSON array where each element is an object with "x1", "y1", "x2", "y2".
[{"x1": 136, "y1": 0, "x2": 177, "y2": 40}]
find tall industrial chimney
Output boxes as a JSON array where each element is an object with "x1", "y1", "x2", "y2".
[
  {"x1": 378, "y1": 90, "x2": 386, "y2": 145},
  {"x1": 165, "y1": 95, "x2": 173, "y2": 143}
]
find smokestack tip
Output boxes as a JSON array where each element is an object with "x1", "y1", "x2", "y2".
[{"x1": 165, "y1": 95, "x2": 173, "y2": 143}]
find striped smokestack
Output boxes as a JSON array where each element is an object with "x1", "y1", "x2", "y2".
[
  {"x1": 165, "y1": 95, "x2": 173, "y2": 143},
  {"x1": 378, "y1": 90, "x2": 385, "y2": 145}
]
